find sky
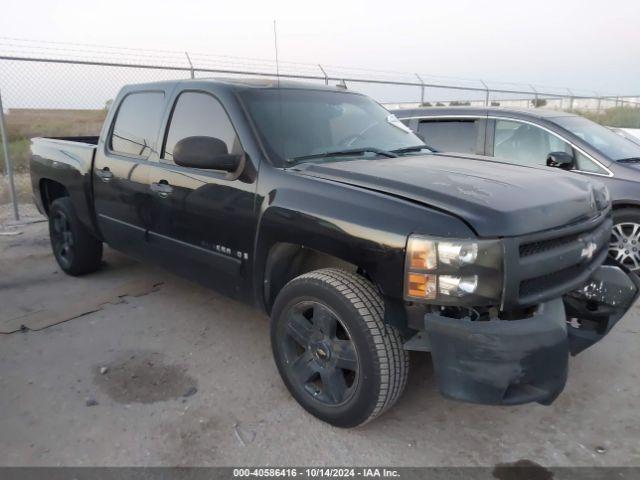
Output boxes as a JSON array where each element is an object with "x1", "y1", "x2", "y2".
[{"x1": 1, "y1": 0, "x2": 639, "y2": 98}]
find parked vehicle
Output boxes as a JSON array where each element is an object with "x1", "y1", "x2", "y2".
[
  {"x1": 610, "y1": 127, "x2": 640, "y2": 148},
  {"x1": 30, "y1": 80, "x2": 639, "y2": 427},
  {"x1": 393, "y1": 107, "x2": 640, "y2": 271}
]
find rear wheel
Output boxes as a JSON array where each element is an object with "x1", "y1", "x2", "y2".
[
  {"x1": 610, "y1": 208, "x2": 640, "y2": 271},
  {"x1": 270, "y1": 268, "x2": 409, "y2": 427},
  {"x1": 49, "y1": 197, "x2": 103, "y2": 276}
]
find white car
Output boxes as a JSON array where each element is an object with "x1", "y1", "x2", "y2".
[{"x1": 610, "y1": 127, "x2": 640, "y2": 147}]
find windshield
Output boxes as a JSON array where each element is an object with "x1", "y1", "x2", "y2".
[
  {"x1": 240, "y1": 88, "x2": 425, "y2": 166},
  {"x1": 554, "y1": 115, "x2": 640, "y2": 161}
]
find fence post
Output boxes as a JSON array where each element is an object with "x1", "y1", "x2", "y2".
[
  {"x1": 318, "y1": 64, "x2": 329, "y2": 85},
  {"x1": 480, "y1": 80, "x2": 490, "y2": 106},
  {"x1": 415, "y1": 74, "x2": 425, "y2": 105},
  {"x1": 0, "y1": 89, "x2": 19, "y2": 221},
  {"x1": 184, "y1": 52, "x2": 195, "y2": 79},
  {"x1": 567, "y1": 88, "x2": 574, "y2": 111},
  {"x1": 529, "y1": 84, "x2": 538, "y2": 108}
]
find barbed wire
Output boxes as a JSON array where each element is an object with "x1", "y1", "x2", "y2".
[
  {"x1": 1, "y1": 37, "x2": 639, "y2": 217},
  {"x1": 1, "y1": 37, "x2": 635, "y2": 98}
]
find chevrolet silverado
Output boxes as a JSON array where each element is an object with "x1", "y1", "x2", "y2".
[{"x1": 30, "y1": 79, "x2": 639, "y2": 427}]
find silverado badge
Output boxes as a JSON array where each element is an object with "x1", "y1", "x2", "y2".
[{"x1": 580, "y1": 240, "x2": 598, "y2": 261}]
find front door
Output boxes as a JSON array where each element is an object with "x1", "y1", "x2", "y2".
[
  {"x1": 488, "y1": 118, "x2": 611, "y2": 176},
  {"x1": 146, "y1": 90, "x2": 258, "y2": 299}
]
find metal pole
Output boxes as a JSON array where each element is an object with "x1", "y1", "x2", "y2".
[
  {"x1": 318, "y1": 64, "x2": 329, "y2": 85},
  {"x1": 529, "y1": 84, "x2": 538, "y2": 107},
  {"x1": 184, "y1": 52, "x2": 195, "y2": 79},
  {"x1": 596, "y1": 94, "x2": 602, "y2": 118},
  {"x1": 480, "y1": 80, "x2": 490, "y2": 106},
  {"x1": 0, "y1": 89, "x2": 19, "y2": 221},
  {"x1": 567, "y1": 88, "x2": 574, "y2": 111},
  {"x1": 415, "y1": 74, "x2": 425, "y2": 105}
]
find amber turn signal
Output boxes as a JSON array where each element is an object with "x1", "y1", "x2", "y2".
[{"x1": 407, "y1": 273, "x2": 437, "y2": 300}]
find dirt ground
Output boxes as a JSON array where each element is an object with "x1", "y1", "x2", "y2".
[{"x1": 1, "y1": 205, "x2": 639, "y2": 468}]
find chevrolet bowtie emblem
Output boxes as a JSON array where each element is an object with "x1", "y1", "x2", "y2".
[{"x1": 580, "y1": 241, "x2": 597, "y2": 261}]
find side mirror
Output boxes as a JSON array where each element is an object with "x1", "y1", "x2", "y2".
[
  {"x1": 546, "y1": 151, "x2": 574, "y2": 171},
  {"x1": 173, "y1": 136, "x2": 242, "y2": 172}
]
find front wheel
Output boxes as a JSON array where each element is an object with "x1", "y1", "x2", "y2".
[
  {"x1": 610, "y1": 208, "x2": 640, "y2": 271},
  {"x1": 270, "y1": 268, "x2": 409, "y2": 427}
]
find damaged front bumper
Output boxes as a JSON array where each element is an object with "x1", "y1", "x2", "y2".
[{"x1": 423, "y1": 261, "x2": 640, "y2": 406}]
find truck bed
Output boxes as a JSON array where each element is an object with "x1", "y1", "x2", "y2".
[
  {"x1": 31, "y1": 136, "x2": 98, "y2": 169},
  {"x1": 45, "y1": 135, "x2": 100, "y2": 145},
  {"x1": 30, "y1": 135, "x2": 100, "y2": 234}
]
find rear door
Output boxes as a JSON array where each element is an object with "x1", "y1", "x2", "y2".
[
  {"x1": 416, "y1": 116, "x2": 487, "y2": 155},
  {"x1": 145, "y1": 89, "x2": 258, "y2": 299},
  {"x1": 93, "y1": 88, "x2": 170, "y2": 257}
]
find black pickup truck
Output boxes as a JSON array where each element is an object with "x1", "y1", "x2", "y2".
[{"x1": 30, "y1": 79, "x2": 639, "y2": 427}]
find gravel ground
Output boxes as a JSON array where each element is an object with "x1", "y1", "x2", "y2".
[{"x1": 0, "y1": 206, "x2": 639, "y2": 467}]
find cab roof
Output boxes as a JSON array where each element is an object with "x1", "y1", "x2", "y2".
[{"x1": 126, "y1": 77, "x2": 347, "y2": 93}]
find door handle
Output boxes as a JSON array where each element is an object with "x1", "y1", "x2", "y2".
[
  {"x1": 150, "y1": 180, "x2": 173, "y2": 198},
  {"x1": 96, "y1": 167, "x2": 113, "y2": 182}
]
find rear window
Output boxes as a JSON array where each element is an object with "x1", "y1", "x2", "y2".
[
  {"x1": 109, "y1": 91, "x2": 165, "y2": 158},
  {"x1": 418, "y1": 119, "x2": 479, "y2": 154}
]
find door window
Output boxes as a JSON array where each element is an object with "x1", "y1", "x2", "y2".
[
  {"x1": 493, "y1": 119, "x2": 573, "y2": 167},
  {"x1": 163, "y1": 92, "x2": 242, "y2": 163},
  {"x1": 417, "y1": 119, "x2": 480, "y2": 154},
  {"x1": 573, "y1": 150, "x2": 608, "y2": 174},
  {"x1": 109, "y1": 92, "x2": 165, "y2": 158}
]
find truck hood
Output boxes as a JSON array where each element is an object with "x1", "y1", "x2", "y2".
[{"x1": 293, "y1": 153, "x2": 602, "y2": 237}]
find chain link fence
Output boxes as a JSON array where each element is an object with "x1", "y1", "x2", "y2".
[
  {"x1": 0, "y1": 60, "x2": 193, "y2": 220},
  {"x1": 1, "y1": 38, "x2": 639, "y2": 220}
]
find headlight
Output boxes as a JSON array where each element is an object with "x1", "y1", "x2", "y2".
[{"x1": 404, "y1": 234, "x2": 504, "y2": 306}]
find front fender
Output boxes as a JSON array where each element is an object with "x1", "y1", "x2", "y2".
[{"x1": 252, "y1": 170, "x2": 475, "y2": 307}]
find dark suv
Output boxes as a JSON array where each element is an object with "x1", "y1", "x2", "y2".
[{"x1": 393, "y1": 107, "x2": 640, "y2": 270}]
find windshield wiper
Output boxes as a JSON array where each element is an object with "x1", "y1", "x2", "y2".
[
  {"x1": 391, "y1": 144, "x2": 437, "y2": 154},
  {"x1": 617, "y1": 157, "x2": 640, "y2": 163},
  {"x1": 287, "y1": 147, "x2": 398, "y2": 163}
]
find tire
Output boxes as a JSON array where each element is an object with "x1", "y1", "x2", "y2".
[
  {"x1": 48, "y1": 197, "x2": 103, "y2": 276},
  {"x1": 610, "y1": 208, "x2": 640, "y2": 271},
  {"x1": 270, "y1": 268, "x2": 409, "y2": 427}
]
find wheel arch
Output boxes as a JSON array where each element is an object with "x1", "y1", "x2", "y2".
[
  {"x1": 261, "y1": 241, "x2": 409, "y2": 332},
  {"x1": 612, "y1": 201, "x2": 640, "y2": 212},
  {"x1": 39, "y1": 178, "x2": 70, "y2": 216},
  {"x1": 263, "y1": 242, "x2": 359, "y2": 312}
]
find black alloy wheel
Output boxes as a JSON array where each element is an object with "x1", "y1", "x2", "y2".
[
  {"x1": 270, "y1": 268, "x2": 409, "y2": 427},
  {"x1": 279, "y1": 300, "x2": 359, "y2": 406},
  {"x1": 51, "y1": 209, "x2": 75, "y2": 270},
  {"x1": 48, "y1": 197, "x2": 103, "y2": 276}
]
